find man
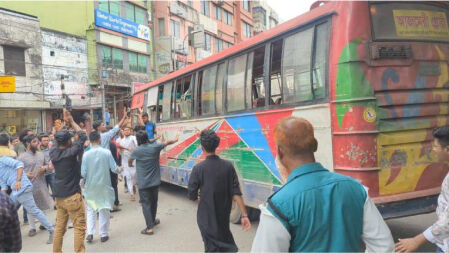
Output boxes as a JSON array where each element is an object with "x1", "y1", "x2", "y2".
[
  {"x1": 117, "y1": 126, "x2": 138, "y2": 201},
  {"x1": 0, "y1": 191, "x2": 21, "y2": 252},
  {"x1": 0, "y1": 134, "x2": 54, "y2": 244},
  {"x1": 251, "y1": 117, "x2": 394, "y2": 252},
  {"x1": 93, "y1": 107, "x2": 128, "y2": 149},
  {"x1": 18, "y1": 128, "x2": 32, "y2": 156},
  {"x1": 104, "y1": 108, "x2": 111, "y2": 126},
  {"x1": 50, "y1": 109, "x2": 87, "y2": 253},
  {"x1": 109, "y1": 135, "x2": 121, "y2": 211},
  {"x1": 137, "y1": 108, "x2": 158, "y2": 142},
  {"x1": 39, "y1": 134, "x2": 55, "y2": 197},
  {"x1": 10, "y1": 136, "x2": 19, "y2": 156},
  {"x1": 82, "y1": 131, "x2": 121, "y2": 243},
  {"x1": 188, "y1": 130, "x2": 251, "y2": 252},
  {"x1": 0, "y1": 134, "x2": 16, "y2": 158},
  {"x1": 18, "y1": 134, "x2": 54, "y2": 237},
  {"x1": 395, "y1": 126, "x2": 449, "y2": 252},
  {"x1": 129, "y1": 130, "x2": 178, "y2": 235}
]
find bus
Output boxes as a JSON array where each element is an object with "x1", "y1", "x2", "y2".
[{"x1": 132, "y1": 1, "x2": 449, "y2": 220}]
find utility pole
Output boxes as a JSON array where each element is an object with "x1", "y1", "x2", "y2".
[{"x1": 101, "y1": 79, "x2": 106, "y2": 121}]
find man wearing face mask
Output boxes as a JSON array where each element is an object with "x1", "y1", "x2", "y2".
[
  {"x1": 251, "y1": 117, "x2": 394, "y2": 252},
  {"x1": 18, "y1": 134, "x2": 54, "y2": 237}
]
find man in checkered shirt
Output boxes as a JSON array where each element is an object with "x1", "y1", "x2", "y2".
[{"x1": 0, "y1": 191, "x2": 21, "y2": 252}]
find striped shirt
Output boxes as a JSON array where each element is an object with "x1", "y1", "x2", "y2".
[{"x1": 0, "y1": 156, "x2": 32, "y2": 200}]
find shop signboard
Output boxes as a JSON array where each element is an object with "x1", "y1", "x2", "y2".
[
  {"x1": 95, "y1": 9, "x2": 150, "y2": 41},
  {"x1": 0, "y1": 76, "x2": 15, "y2": 93}
]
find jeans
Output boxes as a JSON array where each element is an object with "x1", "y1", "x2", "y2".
[
  {"x1": 139, "y1": 186, "x2": 159, "y2": 229},
  {"x1": 437, "y1": 247, "x2": 444, "y2": 253},
  {"x1": 53, "y1": 192, "x2": 86, "y2": 253},
  {"x1": 16, "y1": 188, "x2": 54, "y2": 232},
  {"x1": 86, "y1": 204, "x2": 110, "y2": 237},
  {"x1": 45, "y1": 173, "x2": 56, "y2": 197},
  {"x1": 23, "y1": 207, "x2": 28, "y2": 223}
]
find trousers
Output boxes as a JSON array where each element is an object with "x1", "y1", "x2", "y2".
[
  {"x1": 86, "y1": 204, "x2": 110, "y2": 237},
  {"x1": 53, "y1": 192, "x2": 86, "y2": 253},
  {"x1": 139, "y1": 186, "x2": 159, "y2": 229},
  {"x1": 15, "y1": 188, "x2": 54, "y2": 232}
]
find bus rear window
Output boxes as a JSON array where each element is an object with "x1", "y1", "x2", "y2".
[{"x1": 370, "y1": 2, "x2": 449, "y2": 42}]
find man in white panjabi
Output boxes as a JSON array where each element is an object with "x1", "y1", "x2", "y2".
[{"x1": 117, "y1": 127, "x2": 138, "y2": 201}]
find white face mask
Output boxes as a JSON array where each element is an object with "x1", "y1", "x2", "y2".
[{"x1": 275, "y1": 156, "x2": 289, "y2": 184}]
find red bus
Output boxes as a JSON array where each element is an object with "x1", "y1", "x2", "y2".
[{"x1": 132, "y1": 1, "x2": 449, "y2": 220}]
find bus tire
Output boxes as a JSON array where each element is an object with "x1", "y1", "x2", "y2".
[{"x1": 230, "y1": 200, "x2": 242, "y2": 224}]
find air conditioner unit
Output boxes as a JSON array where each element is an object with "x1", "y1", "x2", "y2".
[{"x1": 216, "y1": 0, "x2": 225, "y2": 6}]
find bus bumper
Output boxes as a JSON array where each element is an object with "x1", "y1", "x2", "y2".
[{"x1": 376, "y1": 194, "x2": 438, "y2": 220}]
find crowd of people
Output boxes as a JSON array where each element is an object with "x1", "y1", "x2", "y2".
[{"x1": 2, "y1": 108, "x2": 449, "y2": 253}]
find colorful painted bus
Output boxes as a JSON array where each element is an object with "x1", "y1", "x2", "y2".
[{"x1": 132, "y1": 1, "x2": 449, "y2": 220}]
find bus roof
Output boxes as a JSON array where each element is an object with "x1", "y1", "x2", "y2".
[{"x1": 134, "y1": 1, "x2": 336, "y2": 94}]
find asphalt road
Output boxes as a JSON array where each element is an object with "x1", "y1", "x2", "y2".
[{"x1": 20, "y1": 182, "x2": 438, "y2": 252}]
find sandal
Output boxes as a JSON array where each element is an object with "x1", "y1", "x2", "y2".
[{"x1": 141, "y1": 228, "x2": 154, "y2": 235}]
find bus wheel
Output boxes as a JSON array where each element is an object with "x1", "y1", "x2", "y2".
[{"x1": 230, "y1": 200, "x2": 242, "y2": 224}]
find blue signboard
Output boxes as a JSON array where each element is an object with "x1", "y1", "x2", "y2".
[{"x1": 95, "y1": 9, "x2": 149, "y2": 41}]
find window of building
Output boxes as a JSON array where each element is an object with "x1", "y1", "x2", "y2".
[
  {"x1": 242, "y1": 0, "x2": 250, "y2": 12},
  {"x1": 101, "y1": 45, "x2": 123, "y2": 70},
  {"x1": 170, "y1": 19, "x2": 180, "y2": 38},
  {"x1": 213, "y1": 5, "x2": 222, "y2": 21},
  {"x1": 129, "y1": 52, "x2": 138, "y2": 72},
  {"x1": 201, "y1": 1, "x2": 210, "y2": 17},
  {"x1": 162, "y1": 82, "x2": 173, "y2": 121},
  {"x1": 199, "y1": 65, "x2": 217, "y2": 115},
  {"x1": 225, "y1": 41, "x2": 233, "y2": 48},
  {"x1": 98, "y1": 0, "x2": 120, "y2": 16},
  {"x1": 204, "y1": 33, "x2": 211, "y2": 51},
  {"x1": 227, "y1": 54, "x2": 247, "y2": 112},
  {"x1": 3, "y1": 46, "x2": 25, "y2": 76},
  {"x1": 282, "y1": 28, "x2": 313, "y2": 103},
  {"x1": 138, "y1": 54, "x2": 147, "y2": 73},
  {"x1": 224, "y1": 10, "x2": 232, "y2": 25},
  {"x1": 126, "y1": 3, "x2": 135, "y2": 21},
  {"x1": 188, "y1": 0, "x2": 193, "y2": 7},
  {"x1": 243, "y1": 21, "x2": 252, "y2": 38},
  {"x1": 129, "y1": 52, "x2": 147, "y2": 73},
  {"x1": 109, "y1": 1, "x2": 120, "y2": 16},
  {"x1": 215, "y1": 38, "x2": 223, "y2": 52},
  {"x1": 158, "y1": 18, "x2": 166, "y2": 36}
]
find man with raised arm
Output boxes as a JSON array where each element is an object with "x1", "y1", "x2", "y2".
[{"x1": 92, "y1": 107, "x2": 129, "y2": 149}]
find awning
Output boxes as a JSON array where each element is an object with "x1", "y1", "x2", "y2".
[{"x1": 131, "y1": 92, "x2": 144, "y2": 109}]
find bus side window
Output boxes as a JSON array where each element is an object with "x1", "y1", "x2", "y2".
[
  {"x1": 250, "y1": 46, "x2": 266, "y2": 108},
  {"x1": 313, "y1": 22, "x2": 329, "y2": 99},
  {"x1": 282, "y1": 27, "x2": 314, "y2": 103},
  {"x1": 216, "y1": 63, "x2": 226, "y2": 114},
  {"x1": 199, "y1": 65, "x2": 217, "y2": 116},
  {"x1": 180, "y1": 75, "x2": 192, "y2": 118},
  {"x1": 269, "y1": 40, "x2": 283, "y2": 105},
  {"x1": 174, "y1": 78, "x2": 182, "y2": 119},
  {"x1": 161, "y1": 82, "x2": 173, "y2": 121},
  {"x1": 227, "y1": 54, "x2": 247, "y2": 112},
  {"x1": 157, "y1": 86, "x2": 164, "y2": 122}
]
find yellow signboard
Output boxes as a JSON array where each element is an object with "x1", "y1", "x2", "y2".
[
  {"x1": 393, "y1": 10, "x2": 449, "y2": 39},
  {"x1": 0, "y1": 76, "x2": 15, "y2": 93}
]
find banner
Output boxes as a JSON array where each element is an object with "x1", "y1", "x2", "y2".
[
  {"x1": 393, "y1": 10, "x2": 449, "y2": 39},
  {"x1": 95, "y1": 9, "x2": 150, "y2": 41}
]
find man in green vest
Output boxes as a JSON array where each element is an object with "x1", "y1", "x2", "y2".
[{"x1": 251, "y1": 117, "x2": 394, "y2": 252}]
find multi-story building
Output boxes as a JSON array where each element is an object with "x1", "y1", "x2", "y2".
[
  {"x1": 0, "y1": 8, "x2": 48, "y2": 134},
  {"x1": 0, "y1": 1, "x2": 154, "y2": 128},
  {"x1": 252, "y1": 0, "x2": 278, "y2": 35},
  {"x1": 153, "y1": 0, "x2": 254, "y2": 78}
]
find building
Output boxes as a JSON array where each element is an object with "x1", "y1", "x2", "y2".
[
  {"x1": 0, "y1": 1, "x2": 154, "y2": 126},
  {"x1": 153, "y1": 0, "x2": 254, "y2": 78},
  {"x1": 252, "y1": 0, "x2": 278, "y2": 35},
  {"x1": 0, "y1": 8, "x2": 48, "y2": 134}
]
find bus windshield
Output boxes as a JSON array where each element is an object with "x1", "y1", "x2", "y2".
[{"x1": 370, "y1": 2, "x2": 449, "y2": 42}]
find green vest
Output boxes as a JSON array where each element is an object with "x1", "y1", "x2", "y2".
[{"x1": 268, "y1": 163, "x2": 367, "y2": 252}]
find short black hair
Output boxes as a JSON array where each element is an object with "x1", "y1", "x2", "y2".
[
  {"x1": 0, "y1": 134, "x2": 10, "y2": 146},
  {"x1": 134, "y1": 125, "x2": 146, "y2": 132},
  {"x1": 38, "y1": 133, "x2": 49, "y2": 141},
  {"x1": 142, "y1": 112, "x2": 149, "y2": 118},
  {"x1": 136, "y1": 130, "x2": 149, "y2": 146},
  {"x1": 19, "y1": 128, "x2": 31, "y2": 143},
  {"x1": 11, "y1": 135, "x2": 18, "y2": 141},
  {"x1": 93, "y1": 120, "x2": 103, "y2": 131},
  {"x1": 24, "y1": 134, "x2": 37, "y2": 144},
  {"x1": 89, "y1": 131, "x2": 101, "y2": 143},
  {"x1": 433, "y1": 126, "x2": 449, "y2": 148},
  {"x1": 200, "y1": 130, "x2": 220, "y2": 153}
]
